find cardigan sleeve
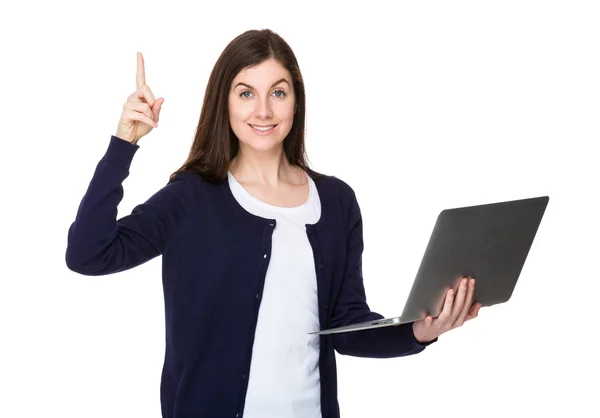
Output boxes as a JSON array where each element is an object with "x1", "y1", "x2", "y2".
[
  {"x1": 330, "y1": 186, "x2": 437, "y2": 358},
  {"x1": 65, "y1": 135, "x2": 194, "y2": 276}
]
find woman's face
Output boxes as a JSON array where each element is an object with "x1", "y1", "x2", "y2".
[{"x1": 228, "y1": 58, "x2": 296, "y2": 154}]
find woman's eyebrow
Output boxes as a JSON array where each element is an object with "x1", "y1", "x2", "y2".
[{"x1": 234, "y1": 78, "x2": 290, "y2": 90}]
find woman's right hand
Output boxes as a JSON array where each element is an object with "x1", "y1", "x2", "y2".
[{"x1": 116, "y1": 52, "x2": 164, "y2": 145}]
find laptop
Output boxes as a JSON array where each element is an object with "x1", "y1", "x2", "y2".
[{"x1": 309, "y1": 195, "x2": 549, "y2": 335}]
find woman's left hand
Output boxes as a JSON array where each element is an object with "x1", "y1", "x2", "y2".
[{"x1": 412, "y1": 276, "x2": 482, "y2": 344}]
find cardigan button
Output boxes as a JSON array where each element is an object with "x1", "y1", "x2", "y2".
[{"x1": 318, "y1": 263, "x2": 324, "y2": 270}]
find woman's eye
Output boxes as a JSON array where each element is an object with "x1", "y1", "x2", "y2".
[{"x1": 240, "y1": 90, "x2": 286, "y2": 98}]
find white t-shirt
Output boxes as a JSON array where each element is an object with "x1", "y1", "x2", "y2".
[{"x1": 227, "y1": 170, "x2": 322, "y2": 418}]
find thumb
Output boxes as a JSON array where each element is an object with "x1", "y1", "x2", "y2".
[{"x1": 153, "y1": 98, "x2": 164, "y2": 122}]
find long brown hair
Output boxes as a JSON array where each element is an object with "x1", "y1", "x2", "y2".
[{"x1": 168, "y1": 29, "x2": 322, "y2": 185}]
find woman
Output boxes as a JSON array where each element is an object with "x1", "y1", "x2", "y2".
[{"x1": 66, "y1": 29, "x2": 480, "y2": 418}]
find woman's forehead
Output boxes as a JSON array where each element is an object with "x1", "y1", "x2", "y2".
[{"x1": 233, "y1": 60, "x2": 291, "y2": 86}]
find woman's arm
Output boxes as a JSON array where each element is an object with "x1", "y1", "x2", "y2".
[
  {"x1": 329, "y1": 187, "x2": 437, "y2": 358},
  {"x1": 65, "y1": 135, "x2": 194, "y2": 275}
]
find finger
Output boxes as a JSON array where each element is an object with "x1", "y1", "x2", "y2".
[
  {"x1": 153, "y1": 98, "x2": 164, "y2": 122},
  {"x1": 137, "y1": 52, "x2": 146, "y2": 91},
  {"x1": 127, "y1": 86, "x2": 156, "y2": 107},
  {"x1": 465, "y1": 303, "x2": 481, "y2": 322},
  {"x1": 421, "y1": 316, "x2": 434, "y2": 330},
  {"x1": 422, "y1": 315, "x2": 433, "y2": 325},
  {"x1": 451, "y1": 277, "x2": 468, "y2": 318},
  {"x1": 125, "y1": 109, "x2": 158, "y2": 128},
  {"x1": 124, "y1": 102, "x2": 155, "y2": 121},
  {"x1": 454, "y1": 277, "x2": 475, "y2": 325},
  {"x1": 140, "y1": 84, "x2": 156, "y2": 107},
  {"x1": 437, "y1": 287, "x2": 455, "y2": 325}
]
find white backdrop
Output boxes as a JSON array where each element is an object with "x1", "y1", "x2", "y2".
[{"x1": 2, "y1": 1, "x2": 599, "y2": 417}]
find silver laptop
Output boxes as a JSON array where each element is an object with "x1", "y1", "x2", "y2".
[{"x1": 309, "y1": 195, "x2": 549, "y2": 335}]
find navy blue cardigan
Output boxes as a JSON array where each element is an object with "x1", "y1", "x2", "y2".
[{"x1": 65, "y1": 135, "x2": 435, "y2": 418}]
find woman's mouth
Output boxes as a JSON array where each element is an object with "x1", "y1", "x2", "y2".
[{"x1": 249, "y1": 124, "x2": 277, "y2": 135}]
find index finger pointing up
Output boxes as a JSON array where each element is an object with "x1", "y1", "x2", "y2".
[{"x1": 137, "y1": 52, "x2": 146, "y2": 90}]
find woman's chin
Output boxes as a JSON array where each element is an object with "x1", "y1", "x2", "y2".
[{"x1": 241, "y1": 138, "x2": 283, "y2": 152}]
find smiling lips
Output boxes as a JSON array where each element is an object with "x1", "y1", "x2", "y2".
[{"x1": 249, "y1": 124, "x2": 277, "y2": 134}]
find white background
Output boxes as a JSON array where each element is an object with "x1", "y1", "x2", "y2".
[{"x1": 2, "y1": 1, "x2": 599, "y2": 417}]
